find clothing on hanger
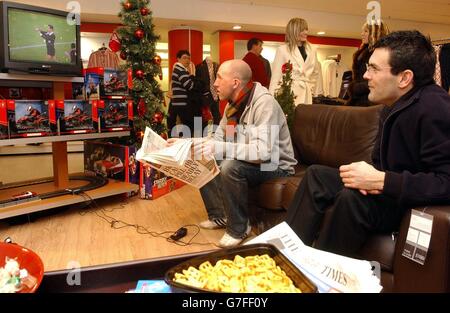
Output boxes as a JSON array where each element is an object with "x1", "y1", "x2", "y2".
[
  {"x1": 87, "y1": 45, "x2": 119, "y2": 69},
  {"x1": 434, "y1": 45, "x2": 442, "y2": 87},
  {"x1": 320, "y1": 58, "x2": 349, "y2": 98},
  {"x1": 440, "y1": 43, "x2": 450, "y2": 92}
]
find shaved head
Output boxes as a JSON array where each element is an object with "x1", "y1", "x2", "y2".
[
  {"x1": 214, "y1": 59, "x2": 253, "y2": 102},
  {"x1": 220, "y1": 59, "x2": 252, "y2": 85}
]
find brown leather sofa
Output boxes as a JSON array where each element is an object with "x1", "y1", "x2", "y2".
[{"x1": 249, "y1": 104, "x2": 450, "y2": 292}]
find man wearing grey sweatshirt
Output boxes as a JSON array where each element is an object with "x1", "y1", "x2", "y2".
[{"x1": 196, "y1": 59, "x2": 297, "y2": 248}]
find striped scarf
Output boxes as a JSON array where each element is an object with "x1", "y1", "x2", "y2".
[{"x1": 225, "y1": 81, "x2": 255, "y2": 137}]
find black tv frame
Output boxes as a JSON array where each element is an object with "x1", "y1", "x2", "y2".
[{"x1": 0, "y1": 1, "x2": 82, "y2": 76}]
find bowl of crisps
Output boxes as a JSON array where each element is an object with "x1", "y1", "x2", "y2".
[
  {"x1": 165, "y1": 243, "x2": 317, "y2": 293},
  {"x1": 0, "y1": 242, "x2": 44, "y2": 293}
]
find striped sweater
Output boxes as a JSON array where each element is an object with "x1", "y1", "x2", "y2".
[{"x1": 171, "y1": 62, "x2": 194, "y2": 106}]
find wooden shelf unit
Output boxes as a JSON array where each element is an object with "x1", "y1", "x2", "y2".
[
  {"x1": 0, "y1": 74, "x2": 138, "y2": 219},
  {"x1": 0, "y1": 179, "x2": 138, "y2": 219}
]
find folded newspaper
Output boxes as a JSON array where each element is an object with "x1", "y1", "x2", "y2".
[
  {"x1": 136, "y1": 127, "x2": 220, "y2": 188},
  {"x1": 247, "y1": 222, "x2": 383, "y2": 293}
]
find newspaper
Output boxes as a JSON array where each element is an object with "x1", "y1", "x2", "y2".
[
  {"x1": 136, "y1": 127, "x2": 220, "y2": 189},
  {"x1": 247, "y1": 222, "x2": 383, "y2": 293}
]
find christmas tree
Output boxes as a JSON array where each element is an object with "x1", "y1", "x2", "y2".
[
  {"x1": 274, "y1": 61, "x2": 296, "y2": 130},
  {"x1": 116, "y1": 0, "x2": 166, "y2": 145}
]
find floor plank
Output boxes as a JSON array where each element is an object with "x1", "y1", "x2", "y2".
[{"x1": 0, "y1": 185, "x2": 226, "y2": 272}]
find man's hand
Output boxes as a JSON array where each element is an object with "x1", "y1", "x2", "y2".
[
  {"x1": 339, "y1": 161, "x2": 385, "y2": 196},
  {"x1": 166, "y1": 138, "x2": 179, "y2": 146},
  {"x1": 192, "y1": 138, "x2": 215, "y2": 160},
  {"x1": 188, "y1": 62, "x2": 196, "y2": 76}
]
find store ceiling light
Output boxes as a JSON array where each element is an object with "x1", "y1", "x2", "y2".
[
  {"x1": 233, "y1": 25, "x2": 242, "y2": 30},
  {"x1": 317, "y1": 31, "x2": 326, "y2": 35}
]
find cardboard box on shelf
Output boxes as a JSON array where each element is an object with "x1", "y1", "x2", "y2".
[
  {"x1": 83, "y1": 67, "x2": 132, "y2": 100},
  {"x1": 83, "y1": 68, "x2": 102, "y2": 100},
  {"x1": 6, "y1": 100, "x2": 53, "y2": 138},
  {"x1": 84, "y1": 141, "x2": 139, "y2": 196},
  {"x1": 97, "y1": 99, "x2": 133, "y2": 132},
  {"x1": 0, "y1": 100, "x2": 9, "y2": 139},
  {"x1": 50, "y1": 100, "x2": 97, "y2": 135},
  {"x1": 139, "y1": 163, "x2": 185, "y2": 200}
]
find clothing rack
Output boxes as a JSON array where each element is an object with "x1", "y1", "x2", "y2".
[
  {"x1": 432, "y1": 39, "x2": 450, "y2": 45},
  {"x1": 326, "y1": 54, "x2": 341, "y2": 63}
]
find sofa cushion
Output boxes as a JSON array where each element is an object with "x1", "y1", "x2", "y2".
[
  {"x1": 292, "y1": 104, "x2": 383, "y2": 167},
  {"x1": 257, "y1": 164, "x2": 308, "y2": 210},
  {"x1": 358, "y1": 234, "x2": 396, "y2": 272}
]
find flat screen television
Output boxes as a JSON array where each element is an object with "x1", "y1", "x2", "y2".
[{"x1": 0, "y1": 1, "x2": 82, "y2": 76}]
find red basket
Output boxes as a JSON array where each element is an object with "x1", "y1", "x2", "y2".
[{"x1": 0, "y1": 242, "x2": 44, "y2": 293}]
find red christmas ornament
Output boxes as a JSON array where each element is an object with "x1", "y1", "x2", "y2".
[
  {"x1": 134, "y1": 29, "x2": 145, "y2": 40},
  {"x1": 135, "y1": 69, "x2": 145, "y2": 79},
  {"x1": 152, "y1": 112, "x2": 164, "y2": 123},
  {"x1": 137, "y1": 98, "x2": 146, "y2": 117},
  {"x1": 140, "y1": 7, "x2": 150, "y2": 16},
  {"x1": 108, "y1": 31, "x2": 121, "y2": 53},
  {"x1": 120, "y1": 51, "x2": 127, "y2": 60},
  {"x1": 123, "y1": 1, "x2": 133, "y2": 10}
]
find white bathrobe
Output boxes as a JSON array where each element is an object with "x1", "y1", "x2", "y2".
[{"x1": 269, "y1": 43, "x2": 323, "y2": 105}]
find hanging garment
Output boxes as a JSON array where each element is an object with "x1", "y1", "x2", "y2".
[
  {"x1": 195, "y1": 58, "x2": 221, "y2": 125},
  {"x1": 434, "y1": 45, "x2": 442, "y2": 87},
  {"x1": 321, "y1": 60, "x2": 349, "y2": 98},
  {"x1": 440, "y1": 44, "x2": 450, "y2": 92},
  {"x1": 88, "y1": 48, "x2": 120, "y2": 69}
]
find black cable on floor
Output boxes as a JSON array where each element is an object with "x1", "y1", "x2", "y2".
[{"x1": 78, "y1": 191, "x2": 221, "y2": 248}]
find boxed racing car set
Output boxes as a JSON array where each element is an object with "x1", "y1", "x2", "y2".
[
  {"x1": 0, "y1": 100, "x2": 8, "y2": 139},
  {"x1": 83, "y1": 67, "x2": 132, "y2": 100},
  {"x1": 139, "y1": 164, "x2": 186, "y2": 200},
  {"x1": 84, "y1": 141, "x2": 140, "y2": 191},
  {"x1": 50, "y1": 100, "x2": 97, "y2": 135},
  {"x1": 2, "y1": 100, "x2": 53, "y2": 138},
  {"x1": 96, "y1": 99, "x2": 133, "y2": 132}
]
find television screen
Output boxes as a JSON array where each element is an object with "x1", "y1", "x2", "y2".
[
  {"x1": 0, "y1": 1, "x2": 82, "y2": 76},
  {"x1": 8, "y1": 8, "x2": 77, "y2": 65}
]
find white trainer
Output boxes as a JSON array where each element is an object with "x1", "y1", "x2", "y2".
[
  {"x1": 199, "y1": 218, "x2": 227, "y2": 230},
  {"x1": 218, "y1": 224, "x2": 252, "y2": 248}
]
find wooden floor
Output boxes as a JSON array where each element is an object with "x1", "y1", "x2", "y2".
[{"x1": 0, "y1": 185, "x2": 226, "y2": 272}]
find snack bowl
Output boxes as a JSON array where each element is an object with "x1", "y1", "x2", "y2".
[
  {"x1": 0, "y1": 242, "x2": 44, "y2": 293},
  {"x1": 165, "y1": 243, "x2": 317, "y2": 293}
]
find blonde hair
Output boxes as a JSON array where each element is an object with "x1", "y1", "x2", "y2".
[
  {"x1": 363, "y1": 20, "x2": 390, "y2": 50},
  {"x1": 285, "y1": 18, "x2": 309, "y2": 52}
]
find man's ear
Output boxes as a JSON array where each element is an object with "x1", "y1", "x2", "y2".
[
  {"x1": 398, "y1": 70, "x2": 414, "y2": 89},
  {"x1": 233, "y1": 79, "x2": 240, "y2": 90}
]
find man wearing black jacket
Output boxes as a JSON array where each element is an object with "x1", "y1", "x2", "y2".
[{"x1": 286, "y1": 30, "x2": 450, "y2": 257}]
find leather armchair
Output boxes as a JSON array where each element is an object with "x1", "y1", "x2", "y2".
[{"x1": 249, "y1": 104, "x2": 450, "y2": 292}]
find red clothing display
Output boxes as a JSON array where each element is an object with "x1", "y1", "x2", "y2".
[{"x1": 242, "y1": 52, "x2": 269, "y2": 88}]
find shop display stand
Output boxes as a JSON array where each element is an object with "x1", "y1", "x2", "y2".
[{"x1": 0, "y1": 74, "x2": 138, "y2": 219}]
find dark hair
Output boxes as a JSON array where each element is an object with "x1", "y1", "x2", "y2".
[
  {"x1": 71, "y1": 43, "x2": 75, "y2": 48},
  {"x1": 176, "y1": 50, "x2": 190, "y2": 59},
  {"x1": 48, "y1": 25, "x2": 54, "y2": 30},
  {"x1": 373, "y1": 30, "x2": 436, "y2": 87},
  {"x1": 247, "y1": 38, "x2": 262, "y2": 51}
]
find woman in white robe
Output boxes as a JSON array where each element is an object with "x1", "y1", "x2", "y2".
[{"x1": 269, "y1": 18, "x2": 323, "y2": 105}]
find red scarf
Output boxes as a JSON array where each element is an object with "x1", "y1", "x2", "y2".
[{"x1": 225, "y1": 81, "x2": 255, "y2": 138}]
